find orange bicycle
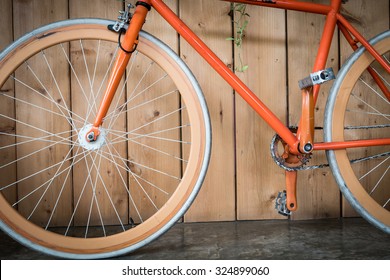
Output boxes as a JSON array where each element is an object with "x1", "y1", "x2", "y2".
[{"x1": 0, "y1": 0, "x2": 388, "y2": 258}]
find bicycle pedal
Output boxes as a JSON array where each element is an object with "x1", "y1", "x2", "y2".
[
  {"x1": 298, "y1": 68, "x2": 335, "y2": 89},
  {"x1": 275, "y1": 191, "x2": 291, "y2": 216}
]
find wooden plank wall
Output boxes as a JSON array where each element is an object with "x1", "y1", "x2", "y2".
[{"x1": 1, "y1": 0, "x2": 389, "y2": 223}]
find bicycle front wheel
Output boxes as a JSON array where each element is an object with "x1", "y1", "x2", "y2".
[
  {"x1": 325, "y1": 30, "x2": 390, "y2": 233},
  {"x1": 0, "y1": 19, "x2": 211, "y2": 258}
]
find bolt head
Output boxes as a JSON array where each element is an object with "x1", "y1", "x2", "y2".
[
  {"x1": 303, "y1": 143, "x2": 313, "y2": 153},
  {"x1": 87, "y1": 133, "x2": 95, "y2": 141}
]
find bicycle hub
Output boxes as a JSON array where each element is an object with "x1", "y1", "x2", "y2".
[{"x1": 78, "y1": 125, "x2": 106, "y2": 150}]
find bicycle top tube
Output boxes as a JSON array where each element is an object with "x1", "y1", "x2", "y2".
[{"x1": 219, "y1": 0, "x2": 336, "y2": 15}]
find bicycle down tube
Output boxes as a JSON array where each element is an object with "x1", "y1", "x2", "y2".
[{"x1": 91, "y1": 0, "x2": 390, "y2": 153}]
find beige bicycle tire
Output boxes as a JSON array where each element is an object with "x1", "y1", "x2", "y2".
[{"x1": 0, "y1": 19, "x2": 211, "y2": 258}]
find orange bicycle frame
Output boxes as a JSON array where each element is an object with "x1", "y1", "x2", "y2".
[{"x1": 92, "y1": 0, "x2": 390, "y2": 153}]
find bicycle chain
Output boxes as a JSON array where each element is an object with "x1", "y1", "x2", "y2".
[{"x1": 270, "y1": 125, "x2": 390, "y2": 172}]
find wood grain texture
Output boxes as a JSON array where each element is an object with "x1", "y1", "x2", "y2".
[
  {"x1": 180, "y1": 0, "x2": 236, "y2": 222},
  {"x1": 235, "y1": 5, "x2": 287, "y2": 220},
  {"x1": 0, "y1": 0, "x2": 16, "y2": 204},
  {"x1": 13, "y1": 0, "x2": 70, "y2": 226},
  {"x1": 287, "y1": 0, "x2": 340, "y2": 220},
  {"x1": 69, "y1": 0, "x2": 128, "y2": 226},
  {"x1": 126, "y1": 0, "x2": 182, "y2": 223}
]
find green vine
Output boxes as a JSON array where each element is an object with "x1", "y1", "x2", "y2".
[{"x1": 227, "y1": 3, "x2": 250, "y2": 72}]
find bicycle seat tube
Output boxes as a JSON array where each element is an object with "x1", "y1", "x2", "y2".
[{"x1": 86, "y1": 0, "x2": 152, "y2": 142}]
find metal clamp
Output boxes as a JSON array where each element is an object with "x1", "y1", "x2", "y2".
[
  {"x1": 298, "y1": 68, "x2": 335, "y2": 90},
  {"x1": 110, "y1": 3, "x2": 134, "y2": 33}
]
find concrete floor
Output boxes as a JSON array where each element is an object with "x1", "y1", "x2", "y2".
[{"x1": 1, "y1": 218, "x2": 389, "y2": 259}]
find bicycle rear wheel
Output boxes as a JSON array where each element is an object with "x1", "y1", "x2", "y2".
[
  {"x1": 0, "y1": 19, "x2": 211, "y2": 258},
  {"x1": 325, "y1": 30, "x2": 390, "y2": 233}
]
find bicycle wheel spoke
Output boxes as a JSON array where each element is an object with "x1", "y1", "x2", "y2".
[
  {"x1": 106, "y1": 72, "x2": 170, "y2": 128},
  {"x1": 128, "y1": 124, "x2": 190, "y2": 142},
  {"x1": 11, "y1": 148, "x2": 90, "y2": 206},
  {"x1": 23, "y1": 59, "x2": 73, "y2": 124},
  {"x1": 44, "y1": 145, "x2": 85, "y2": 229},
  {"x1": 104, "y1": 89, "x2": 179, "y2": 125},
  {"x1": 11, "y1": 74, "x2": 85, "y2": 127},
  {"x1": 351, "y1": 93, "x2": 390, "y2": 121},
  {"x1": 79, "y1": 39, "x2": 99, "y2": 123},
  {"x1": 384, "y1": 198, "x2": 390, "y2": 208},
  {"x1": 34, "y1": 155, "x2": 75, "y2": 226},
  {"x1": 39, "y1": 51, "x2": 74, "y2": 122},
  {"x1": 346, "y1": 109, "x2": 390, "y2": 118},
  {"x1": 64, "y1": 152, "x2": 98, "y2": 236},
  {"x1": 87, "y1": 150, "x2": 126, "y2": 232},
  {"x1": 59, "y1": 43, "x2": 95, "y2": 118},
  {"x1": 358, "y1": 77, "x2": 390, "y2": 105},
  {"x1": 0, "y1": 130, "x2": 74, "y2": 151},
  {"x1": 83, "y1": 43, "x2": 120, "y2": 124},
  {"x1": 358, "y1": 156, "x2": 389, "y2": 181},
  {"x1": 103, "y1": 141, "x2": 144, "y2": 223},
  {"x1": 109, "y1": 124, "x2": 190, "y2": 146},
  {"x1": 127, "y1": 138, "x2": 188, "y2": 163},
  {"x1": 100, "y1": 143, "x2": 171, "y2": 196},
  {"x1": 126, "y1": 60, "x2": 155, "y2": 101},
  {"x1": 104, "y1": 52, "x2": 139, "y2": 129},
  {"x1": 369, "y1": 165, "x2": 390, "y2": 195},
  {"x1": 1, "y1": 91, "x2": 83, "y2": 129},
  {"x1": 80, "y1": 40, "x2": 94, "y2": 94},
  {"x1": 0, "y1": 135, "x2": 73, "y2": 170},
  {"x1": 108, "y1": 107, "x2": 187, "y2": 145},
  {"x1": 0, "y1": 113, "x2": 75, "y2": 145},
  {"x1": 103, "y1": 148, "x2": 181, "y2": 182},
  {"x1": 84, "y1": 152, "x2": 107, "y2": 238}
]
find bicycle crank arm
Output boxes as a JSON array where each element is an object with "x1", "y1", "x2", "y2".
[
  {"x1": 275, "y1": 171, "x2": 298, "y2": 216},
  {"x1": 285, "y1": 170, "x2": 298, "y2": 211}
]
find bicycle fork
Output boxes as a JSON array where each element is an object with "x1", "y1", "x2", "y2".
[{"x1": 85, "y1": 1, "x2": 152, "y2": 142}]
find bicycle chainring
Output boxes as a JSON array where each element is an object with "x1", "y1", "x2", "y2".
[{"x1": 270, "y1": 133, "x2": 311, "y2": 172}]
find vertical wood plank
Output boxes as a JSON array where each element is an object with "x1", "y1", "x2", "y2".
[
  {"x1": 180, "y1": 0, "x2": 236, "y2": 222},
  {"x1": 339, "y1": 0, "x2": 389, "y2": 217},
  {"x1": 69, "y1": 0, "x2": 121, "y2": 20},
  {"x1": 235, "y1": 5, "x2": 287, "y2": 220},
  {"x1": 0, "y1": 0, "x2": 12, "y2": 50},
  {"x1": 13, "y1": 0, "x2": 70, "y2": 226},
  {"x1": 0, "y1": 0, "x2": 16, "y2": 204},
  {"x1": 126, "y1": 0, "x2": 181, "y2": 223},
  {"x1": 287, "y1": 0, "x2": 340, "y2": 220},
  {"x1": 13, "y1": 0, "x2": 68, "y2": 37},
  {"x1": 69, "y1": 0, "x2": 128, "y2": 225},
  {"x1": 142, "y1": 0, "x2": 178, "y2": 51}
]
